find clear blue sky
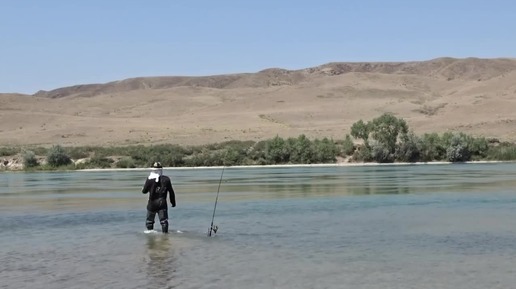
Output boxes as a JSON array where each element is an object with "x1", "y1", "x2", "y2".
[{"x1": 2, "y1": 0, "x2": 515, "y2": 94}]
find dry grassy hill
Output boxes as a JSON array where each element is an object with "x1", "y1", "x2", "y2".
[{"x1": 1, "y1": 57, "x2": 516, "y2": 147}]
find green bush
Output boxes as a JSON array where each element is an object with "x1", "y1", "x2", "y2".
[
  {"x1": 312, "y1": 138, "x2": 337, "y2": 163},
  {"x1": 446, "y1": 145, "x2": 469, "y2": 162},
  {"x1": 47, "y1": 145, "x2": 72, "y2": 167},
  {"x1": 420, "y1": 133, "x2": 444, "y2": 161},
  {"x1": 183, "y1": 149, "x2": 221, "y2": 167},
  {"x1": 445, "y1": 133, "x2": 471, "y2": 162},
  {"x1": 4, "y1": 115, "x2": 515, "y2": 170},
  {"x1": 265, "y1": 136, "x2": 290, "y2": 164},
  {"x1": 0, "y1": 147, "x2": 18, "y2": 156},
  {"x1": 395, "y1": 132, "x2": 422, "y2": 162},
  {"x1": 370, "y1": 141, "x2": 394, "y2": 163},
  {"x1": 486, "y1": 143, "x2": 516, "y2": 160},
  {"x1": 86, "y1": 155, "x2": 114, "y2": 168},
  {"x1": 247, "y1": 141, "x2": 267, "y2": 163},
  {"x1": 159, "y1": 151, "x2": 185, "y2": 167},
  {"x1": 221, "y1": 147, "x2": 247, "y2": 166},
  {"x1": 67, "y1": 146, "x2": 92, "y2": 159},
  {"x1": 468, "y1": 136, "x2": 489, "y2": 160},
  {"x1": 22, "y1": 150, "x2": 39, "y2": 168},
  {"x1": 289, "y1": 135, "x2": 313, "y2": 164},
  {"x1": 352, "y1": 145, "x2": 372, "y2": 162},
  {"x1": 30, "y1": 146, "x2": 48, "y2": 156},
  {"x1": 348, "y1": 115, "x2": 494, "y2": 164},
  {"x1": 341, "y1": 134, "x2": 355, "y2": 156},
  {"x1": 116, "y1": 157, "x2": 136, "y2": 168}
]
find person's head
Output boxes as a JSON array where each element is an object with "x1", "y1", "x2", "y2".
[{"x1": 150, "y1": 161, "x2": 163, "y2": 175}]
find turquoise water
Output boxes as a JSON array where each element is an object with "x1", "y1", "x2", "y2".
[{"x1": 2, "y1": 163, "x2": 516, "y2": 289}]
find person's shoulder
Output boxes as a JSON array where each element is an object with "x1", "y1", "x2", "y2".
[{"x1": 161, "y1": 175, "x2": 171, "y2": 181}]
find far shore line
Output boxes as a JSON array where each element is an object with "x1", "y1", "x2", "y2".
[{"x1": 76, "y1": 160, "x2": 515, "y2": 172}]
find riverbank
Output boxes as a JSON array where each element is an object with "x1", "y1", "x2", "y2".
[
  {"x1": 74, "y1": 160, "x2": 516, "y2": 172},
  {"x1": 2, "y1": 152, "x2": 513, "y2": 173}
]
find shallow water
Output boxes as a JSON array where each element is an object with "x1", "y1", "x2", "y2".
[{"x1": 2, "y1": 163, "x2": 516, "y2": 289}]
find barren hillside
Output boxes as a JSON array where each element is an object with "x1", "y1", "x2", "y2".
[{"x1": 1, "y1": 57, "x2": 516, "y2": 147}]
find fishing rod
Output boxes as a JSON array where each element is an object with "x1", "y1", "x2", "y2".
[{"x1": 208, "y1": 166, "x2": 225, "y2": 237}]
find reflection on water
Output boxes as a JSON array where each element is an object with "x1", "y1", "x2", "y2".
[
  {"x1": 2, "y1": 163, "x2": 516, "y2": 215},
  {"x1": 3, "y1": 163, "x2": 516, "y2": 197},
  {"x1": 144, "y1": 234, "x2": 177, "y2": 288}
]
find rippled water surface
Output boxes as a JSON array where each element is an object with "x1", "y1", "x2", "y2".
[{"x1": 2, "y1": 163, "x2": 516, "y2": 289}]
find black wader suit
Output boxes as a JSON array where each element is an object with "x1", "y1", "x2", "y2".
[{"x1": 142, "y1": 175, "x2": 176, "y2": 233}]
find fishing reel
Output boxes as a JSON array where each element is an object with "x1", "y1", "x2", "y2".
[{"x1": 208, "y1": 225, "x2": 219, "y2": 236}]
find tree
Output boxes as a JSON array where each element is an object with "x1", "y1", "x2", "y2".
[
  {"x1": 350, "y1": 120, "x2": 370, "y2": 145},
  {"x1": 369, "y1": 113, "x2": 408, "y2": 153},
  {"x1": 370, "y1": 141, "x2": 394, "y2": 163},
  {"x1": 468, "y1": 136, "x2": 489, "y2": 159},
  {"x1": 349, "y1": 113, "x2": 410, "y2": 162},
  {"x1": 265, "y1": 136, "x2": 290, "y2": 164},
  {"x1": 420, "y1": 133, "x2": 443, "y2": 161},
  {"x1": 395, "y1": 132, "x2": 422, "y2": 162},
  {"x1": 313, "y1": 137, "x2": 337, "y2": 163},
  {"x1": 290, "y1": 134, "x2": 313, "y2": 163}
]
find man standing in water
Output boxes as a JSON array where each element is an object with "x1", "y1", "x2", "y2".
[{"x1": 142, "y1": 162, "x2": 176, "y2": 233}]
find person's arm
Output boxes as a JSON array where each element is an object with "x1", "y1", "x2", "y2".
[
  {"x1": 167, "y1": 178, "x2": 176, "y2": 207},
  {"x1": 142, "y1": 179, "x2": 151, "y2": 194}
]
